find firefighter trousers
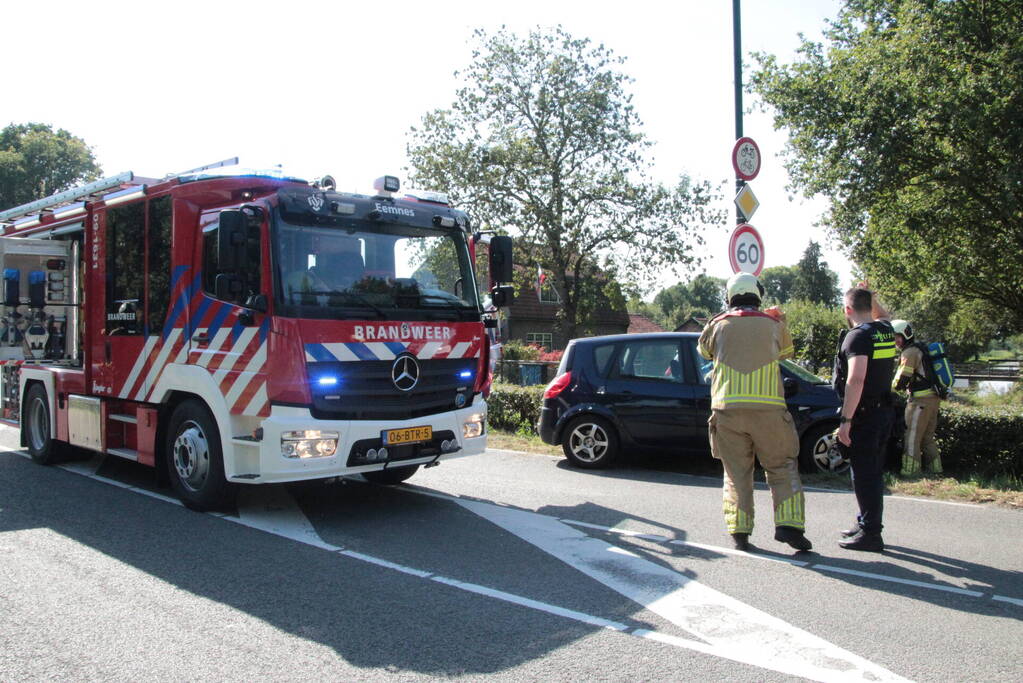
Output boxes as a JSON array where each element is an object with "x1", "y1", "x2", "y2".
[
  {"x1": 902, "y1": 396, "x2": 942, "y2": 475},
  {"x1": 708, "y1": 408, "x2": 805, "y2": 534}
]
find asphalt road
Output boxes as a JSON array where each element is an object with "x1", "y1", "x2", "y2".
[{"x1": 1, "y1": 425, "x2": 1020, "y2": 682}]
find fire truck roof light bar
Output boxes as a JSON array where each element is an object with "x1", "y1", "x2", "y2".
[
  {"x1": 0, "y1": 171, "x2": 135, "y2": 223},
  {"x1": 103, "y1": 186, "x2": 147, "y2": 206}
]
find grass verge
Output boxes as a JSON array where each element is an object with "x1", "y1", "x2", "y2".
[{"x1": 485, "y1": 429, "x2": 1023, "y2": 509}]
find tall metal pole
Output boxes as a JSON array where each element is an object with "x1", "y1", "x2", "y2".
[{"x1": 733, "y1": 0, "x2": 744, "y2": 223}]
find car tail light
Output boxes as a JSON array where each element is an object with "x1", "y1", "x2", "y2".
[{"x1": 544, "y1": 371, "x2": 572, "y2": 399}]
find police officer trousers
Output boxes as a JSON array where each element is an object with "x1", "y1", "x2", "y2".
[
  {"x1": 708, "y1": 408, "x2": 805, "y2": 534},
  {"x1": 843, "y1": 402, "x2": 894, "y2": 535}
]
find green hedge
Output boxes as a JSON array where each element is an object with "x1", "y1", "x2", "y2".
[
  {"x1": 487, "y1": 382, "x2": 545, "y2": 433},
  {"x1": 935, "y1": 403, "x2": 1023, "y2": 479}
]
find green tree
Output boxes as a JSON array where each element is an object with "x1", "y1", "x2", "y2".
[
  {"x1": 790, "y1": 241, "x2": 839, "y2": 305},
  {"x1": 782, "y1": 299, "x2": 847, "y2": 374},
  {"x1": 653, "y1": 273, "x2": 726, "y2": 329},
  {"x1": 750, "y1": 0, "x2": 1023, "y2": 334},
  {"x1": 407, "y1": 26, "x2": 724, "y2": 340},
  {"x1": 0, "y1": 123, "x2": 101, "y2": 208},
  {"x1": 760, "y1": 264, "x2": 799, "y2": 304}
]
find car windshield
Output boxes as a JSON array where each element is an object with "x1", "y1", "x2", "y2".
[
  {"x1": 780, "y1": 359, "x2": 829, "y2": 384},
  {"x1": 274, "y1": 217, "x2": 480, "y2": 320}
]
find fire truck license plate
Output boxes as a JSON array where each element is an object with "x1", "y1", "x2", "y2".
[{"x1": 383, "y1": 426, "x2": 432, "y2": 446}]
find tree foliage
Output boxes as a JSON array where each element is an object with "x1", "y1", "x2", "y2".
[
  {"x1": 790, "y1": 240, "x2": 840, "y2": 305},
  {"x1": 651, "y1": 273, "x2": 726, "y2": 329},
  {"x1": 760, "y1": 264, "x2": 799, "y2": 304},
  {"x1": 407, "y1": 26, "x2": 725, "y2": 339},
  {"x1": 750, "y1": 0, "x2": 1023, "y2": 332},
  {"x1": 0, "y1": 123, "x2": 101, "y2": 208}
]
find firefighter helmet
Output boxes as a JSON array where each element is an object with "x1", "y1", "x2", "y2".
[
  {"x1": 726, "y1": 272, "x2": 764, "y2": 304},
  {"x1": 892, "y1": 319, "x2": 914, "y2": 340}
]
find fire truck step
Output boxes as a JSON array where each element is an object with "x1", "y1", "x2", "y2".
[
  {"x1": 106, "y1": 447, "x2": 139, "y2": 462},
  {"x1": 109, "y1": 414, "x2": 138, "y2": 424}
]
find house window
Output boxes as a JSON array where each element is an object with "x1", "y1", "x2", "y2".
[
  {"x1": 539, "y1": 283, "x2": 561, "y2": 304},
  {"x1": 526, "y1": 332, "x2": 553, "y2": 351}
]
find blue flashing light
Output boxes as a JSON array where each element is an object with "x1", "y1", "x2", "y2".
[
  {"x1": 317, "y1": 376, "x2": 339, "y2": 386},
  {"x1": 458, "y1": 370, "x2": 473, "y2": 379}
]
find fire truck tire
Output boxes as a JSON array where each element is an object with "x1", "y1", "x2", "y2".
[
  {"x1": 24, "y1": 384, "x2": 67, "y2": 465},
  {"x1": 361, "y1": 464, "x2": 420, "y2": 485},
  {"x1": 165, "y1": 400, "x2": 236, "y2": 512}
]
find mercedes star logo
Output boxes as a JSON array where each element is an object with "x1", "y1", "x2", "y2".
[{"x1": 391, "y1": 355, "x2": 420, "y2": 392}]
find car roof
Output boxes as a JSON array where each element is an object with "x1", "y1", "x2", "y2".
[{"x1": 568, "y1": 331, "x2": 700, "y2": 346}]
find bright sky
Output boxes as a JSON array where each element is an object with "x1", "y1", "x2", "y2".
[{"x1": 4, "y1": 0, "x2": 851, "y2": 297}]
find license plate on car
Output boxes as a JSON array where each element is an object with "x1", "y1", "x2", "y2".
[{"x1": 382, "y1": 425, "x2": 432, "y2": 446}]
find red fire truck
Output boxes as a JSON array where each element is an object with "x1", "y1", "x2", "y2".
[{"x1": 0, "y1": 159, "x2": 513, "y2": 510}]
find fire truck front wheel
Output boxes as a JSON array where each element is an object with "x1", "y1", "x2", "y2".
[
  {"x1": 165, "y1": 400, "x2": 236, "y2": 512},
  {"x1": 24, "y1": 384, "x2": 67, "y2": 465}
]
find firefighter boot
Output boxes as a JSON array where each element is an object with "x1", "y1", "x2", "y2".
[
  {"x1": 775, "y1": 526, "x2": 812, "y2": 551},
  {"x1": 731, "y1": 533, "x2": 751, "y2": 551},
  {"x1": 839, "y1": 530, "x2": 885, "y2": 552}
]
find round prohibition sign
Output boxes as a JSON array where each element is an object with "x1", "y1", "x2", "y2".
[
  {"x1": 728, "y1": 223, "x2": 765, "y2": 277},
  {"x1": 731, "y1": 137, "x2": 761, "y2": 181}
]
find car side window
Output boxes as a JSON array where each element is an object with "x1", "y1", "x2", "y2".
[
  {"x1": 687, "y1": 339, "x2": 713, "y2": 385},
  {"x1": 616, "y1": 340, "x2": 683, "y2": 383},
  {"x1": 593, "y1": 343, "x2": 617, "y2": 377}
]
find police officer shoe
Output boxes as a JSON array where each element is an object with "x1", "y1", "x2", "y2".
[
  {"x1": 774, "y1": 526, "x2": 812, "y2": 551},
  {"x1": 731, "y1": 533, "x2": 750, "y2": 551},
  {"x1": 840, "y1": 523, "x2": 862, "y2": 538},
  {"x1": 839, "y1": 530, "x2": 885, "y2": 552}
]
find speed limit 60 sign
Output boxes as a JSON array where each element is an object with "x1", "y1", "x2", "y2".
[{"x1": 728, "y1": 223, "x2": 764, "y2": 277}]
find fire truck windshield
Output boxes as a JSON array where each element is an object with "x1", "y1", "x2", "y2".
[{"x1": 274, "y1": 218, "x2": 481, "y2": 321}]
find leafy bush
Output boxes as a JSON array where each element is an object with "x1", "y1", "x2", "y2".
[
  {"x1": 501, "y1": 340, "x2": 542, "y2": 361},
  {"x1": 487, "y1": 382, "x2": 545, "y2": 433},
  {"x1": 538, "y1": 349, "x2": 564, "y2": 363},
  {"x1": 935, "y1": 403, "x2": 1023, "y2": 479},
  {"x1": 781, "y1": 299, "x2": 846, "y2": 372}
]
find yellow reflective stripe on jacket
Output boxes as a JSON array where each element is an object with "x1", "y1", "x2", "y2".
[
  {"x1": 872, "y1": 341, "x2": 897, "y2": 359},
  {"x1": 911, "y1": 388, "x2": 936, "y2": 398},
  {"x1": 712, "y1": 360, "x2": 785, "y2": 407}
]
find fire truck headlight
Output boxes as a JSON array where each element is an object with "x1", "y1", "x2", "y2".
[
  {"x1": 281, "y1": 430, "x2": 339, "y2": 458},
  {"x1": 462, "y1": 413, "x2": 485, "y2": 439}
]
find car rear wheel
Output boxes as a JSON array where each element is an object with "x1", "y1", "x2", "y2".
[
  {"x1": 562, "y1": 415, "x2": 619, "y2": 469},
  {"x1": 799, "y1": 422, "x2": 848, "y2": 474}
]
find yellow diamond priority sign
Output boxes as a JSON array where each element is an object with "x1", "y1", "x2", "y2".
[{"x1": 734, "y1": 184, "x2": 759, "y2": 221}]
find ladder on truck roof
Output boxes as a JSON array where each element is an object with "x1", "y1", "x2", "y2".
[{"x1": 0, "y1": 156, "x2": 239, "y2": 227}]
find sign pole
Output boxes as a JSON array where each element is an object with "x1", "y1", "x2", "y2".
[{"x1": 733, "y1": 0, "x2": 744, "y2": 223}]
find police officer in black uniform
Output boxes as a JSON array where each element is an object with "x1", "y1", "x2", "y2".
[{"x1": 833, "y1": 284, "x2": 896, "y2": 552}]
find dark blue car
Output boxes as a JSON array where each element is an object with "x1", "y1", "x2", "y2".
[{"x1": 537, "y1": 332, "x2": 847, "y2": 473}]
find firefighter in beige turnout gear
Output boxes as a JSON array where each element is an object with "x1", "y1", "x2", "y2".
[
  {"x1": 698, "y1": 273, "x2": 811, "y2": 552},
  {"x1": 891, "y1": 320, "x2": 943, "y2": 475}
]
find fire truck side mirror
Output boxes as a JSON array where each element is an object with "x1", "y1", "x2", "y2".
[
  {"x1": 217, "y1": 210, "x2": 248, "y2": 271},
  {"x1": 491, "y1": 285, "x2": 515, "y2": 308},
  {"x1": 489, "y1": 235, "x2": 513, "y2": 284}
]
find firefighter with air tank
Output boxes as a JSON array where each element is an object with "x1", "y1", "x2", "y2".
[
  {"x1": 698, "y1": 273, "x2": 812, "y2": 552},
  {"x1": 891, "y1": 319, "x2": 943, "y2": 475}
]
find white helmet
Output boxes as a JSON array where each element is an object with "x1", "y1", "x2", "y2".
[
  {"x1": 726, "y1": 272, "x2": 763, "y2": 304},
  {"x1": 891, "y1": 319, "x2": 914, "y2": 339}
]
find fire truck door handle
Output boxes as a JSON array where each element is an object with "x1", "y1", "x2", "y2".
[{"x1": 192, "y1": 333, "x2": 210, "y2": 345}]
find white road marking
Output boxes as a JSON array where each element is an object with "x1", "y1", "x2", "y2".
[
  {"x1": 562, "y1": 517, "x2": 999, "y2": 599},
  {"x1": 233, "y1": 485, "x2": 341, "y2": 551},
  {"x1": 813, "y1": 564, "x2": 985, "y2": 597},
  {"x1": 992, "y1": 595, "x2": 1023, "y2": 607},
  {"x1": 458, "y1": 498, "x2": 907, "y2": 683}
]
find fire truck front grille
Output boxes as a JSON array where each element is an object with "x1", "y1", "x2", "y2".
[{"x1": 307, "y1": 358, "x2": 477, "y2": 420}]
